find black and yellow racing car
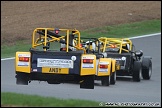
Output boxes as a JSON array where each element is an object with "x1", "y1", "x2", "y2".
[
  {"x1": 15, "y1": 28, "x2": 119, "y2": 89},
  {"x1": 98, "y1": 37, "x2": 152, "y2": 82}
]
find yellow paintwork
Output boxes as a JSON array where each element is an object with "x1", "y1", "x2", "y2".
[
  {"x1": 116, "y1": 64, "x2": 121, "y2": 70},
  {"x1": 97, "y1": 58, "x2": 112, "y2": 76},
  {"x1": 42, "y1": 67, "x2": 69, "y2": 74},
  {"x1": 15, "y1": 52, "x2": 31, "y2": 73},
  {"x1": 80, "y1": 54, "x2": 96, "y2": 76},
  {"x1": 111, "y1": 59, "x2": 116, "y2": 73}
]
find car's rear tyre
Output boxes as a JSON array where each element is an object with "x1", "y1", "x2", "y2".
[
  {"x1": 101, "y1": 76, "x2": 110, "y2": 86},
  {"x1": 132, "y1": 61, "x2": 142, "y2": 82},
  {"x1": 110, "y1": 71, "x2": 116, "y2": 85},
  {"x1": 16, "y1": 73, "x2": 28, "y2": 85},
  {"x1": 142, "y1": 57, "x2": 152, "y2": 80}
]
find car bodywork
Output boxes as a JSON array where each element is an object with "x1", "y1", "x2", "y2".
[
  {"x1": 98, "y1": 37, "x2": 152, "y2": 82},
  {"x1": 15, "y1": 28, "x2": 119, "y2": 89},
  {"x1": 79, "y1": 37, "x2": 120, "y2": 86}
]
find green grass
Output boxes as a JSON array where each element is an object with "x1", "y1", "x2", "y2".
[
  {"x1": 1, "y1": 19, "x2": 161, "y2": 58},
  {"x1": 1, "y1": 92, "x2": 100, "y2": 107},
  {"x1": 1, "y1": 41, "x2": 31, "y2": 59},
  {"x1": 81, "y1": 19, "x2": 161, "y2": 38}
]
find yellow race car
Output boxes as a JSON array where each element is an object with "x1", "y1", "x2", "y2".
[
  {"x1": 15, "y1": 28, "x2": 119, "y2": 89},
  {"x1": 98, "y1": 37, "x2": 152, "y2": 82}
]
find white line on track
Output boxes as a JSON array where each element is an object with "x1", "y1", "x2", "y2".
[
  {"x1": 128, "y1": 32, "x2": 161, "y2": 39},
  {"x1": 1, "y1": 32, "x2": 161, "y2": 61},
  {"x1": 1, "y1": 57, "x2": 15, "y2": 61}
]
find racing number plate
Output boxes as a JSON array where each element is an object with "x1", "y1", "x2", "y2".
[{"x1": 42, "y1": 67, "x2": 69, "y2": 74}]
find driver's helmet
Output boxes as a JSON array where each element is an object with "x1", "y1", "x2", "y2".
[{"x1": 54, "y1": 28, "x2": 60, "y2": 34}]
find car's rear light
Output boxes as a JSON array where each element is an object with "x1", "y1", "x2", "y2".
[
  {"x1": 55, "y1": 30, "x2": 59, "y2": 34},
  {"x1": 80, "y1": 44, "x2": 82, "y2": 48},
  {"x1": 99, "y1": 64, "x2": 108, "y2": 69},
  {"x1": 62, "y1": 48, "x2": 66, "y2": 51},
  {"x1": 19, "y1": 57, "x2": 29, "y2": 62},
  {"x1": 83, "y1": 59, "x2": 93, "y2": 63},
  {"x1": 111, "y1": 44, "x2": 116, "y2": 48}
]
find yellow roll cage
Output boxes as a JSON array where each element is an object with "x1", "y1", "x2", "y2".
[
  {"x1": 98, "y1": 37, "x2": 133, "y2": 54},
  {"x1": 31, "y1": 28, "x2": 86, "y2": 53}
]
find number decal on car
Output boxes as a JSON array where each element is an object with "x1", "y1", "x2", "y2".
[{"x1": 49, "y1": 68, "x2": 61, "y2": 73}]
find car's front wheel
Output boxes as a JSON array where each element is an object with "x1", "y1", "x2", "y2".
[
  {"x1": 132, "y1": 61, "x2": 142, "y2": 82},
  {"x1": 142, "y1": 57, "x2": 152, "y2": 80}
]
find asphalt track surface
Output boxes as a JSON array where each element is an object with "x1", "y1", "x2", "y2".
[{"x1": 1, "y1": 34, "x2": 161, "y2": 106}]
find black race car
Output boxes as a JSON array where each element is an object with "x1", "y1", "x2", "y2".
[{"x1": 98, "y1": 37, "x2": 152, "y2": 82}]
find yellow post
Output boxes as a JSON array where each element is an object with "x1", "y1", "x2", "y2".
[
  {"x1": 119, "y1": 39, "x2": 123, "y2": 54},
  {"x1": 66, "y1": 30, "x2": 69, "y2": 52},
  {"x1": 103, "y1": 38, "x2": 107, "y2": 52},
  {"x1": 32, "y1": 29, "x2": 37, "y2": 48},
  {"x1": 129, "y1": 39, "x2": 132, "y2": 51},
  {"x1": 77, "y1": 30, "x2": 81, "y2": 48},
  {"x1": 44, "y1": 28, "x2": 47, "y2": 51}
]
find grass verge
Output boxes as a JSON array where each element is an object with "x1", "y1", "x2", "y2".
[
  {"x1": 1, "y1": 92, "x2": 100, "y2": 107},
  {"x1": 1, "y1": 19, "x2": 161, "y2": 58},
  {"x1": 81, "y1": 19, "x2": 161, "y2": 38}
]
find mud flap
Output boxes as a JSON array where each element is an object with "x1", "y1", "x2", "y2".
[
  {"x1": 16, "y1": 73, "x2": 29, "y2": 85},
  {"x1": 101, "y1": 76, "x2": 110, "y2": 86},
  {"x1": 80, "y1": 75, "x2": 94, "y2": 89}
]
